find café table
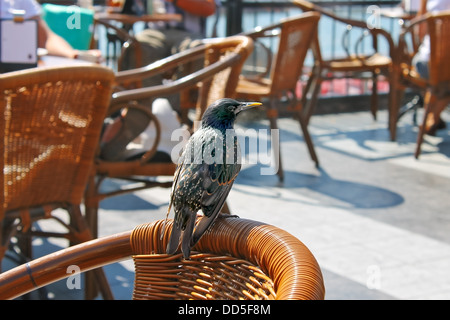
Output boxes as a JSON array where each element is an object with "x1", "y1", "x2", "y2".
[
  {"x1": 94, "y1": 12, "x2": 182, "y2": 25},
  {"x1": 38, "y1": 52, "x2": 97, "y2": 67}
]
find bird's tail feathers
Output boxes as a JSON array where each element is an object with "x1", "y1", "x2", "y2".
[
  {"x1": 166, "y1": 223, "x2": 181, "y2": 255},
  {"x1": 191, "y1": 212, "x2": 219, "y2": 248},
  {"x1": 181, "y1": 215, "x2": 196, "y2": 259},
  {"x1": 161, "y1": 201, "x2": 173, "y2": 241}
]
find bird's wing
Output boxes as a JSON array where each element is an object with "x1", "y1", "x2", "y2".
[
  {"x1": 165, "y1": 147, "x2": 191, "y2": 254},
  {"x1": 162, "y1": 148, "x2": 186, "y2": 240},
  {"x1": 191, "y1": 162, "x2": 241, "y2": 246},
  {"x1": 166, "y1": 206, "x2": 197, "y2": 258},
  {"x1": 167, "y1": 149, "x2": 186, "y2": 214},
  {"x1": 166, "y1": 217, "x2": 181, "y2": 255}
]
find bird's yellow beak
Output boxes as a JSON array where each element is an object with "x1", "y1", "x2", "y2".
[
  {"x1": 244, "y1": 102, "x2": 262, "y2": 108},
  {"x1": 237, "y1": 101, "x2": 262, "y2": 113}
]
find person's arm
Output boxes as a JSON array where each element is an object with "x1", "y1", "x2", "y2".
[
  {"x1": 36, "y1": 16, "x2": 102, "y2": 62},
  {"x1": 37, "y1": 18, "x2": 77, "y2": 58}
]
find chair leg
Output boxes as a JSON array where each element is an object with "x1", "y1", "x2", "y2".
[
  {"x1": 82, "y1": 203, "x2": 104, "y2": 300},
  {"x1": 69, "y1": 206, "x2": 114, "y2": 300},
  {"x1": 388, "y1": 69, "x2": 403, "y2": 141},
  {"x1": 371, "y1": 73, "x2": 378, "y2": 120},
  {"x1": 302, "y1": 69, "x2": 322, "y2": 125},
  {"x1": 0, "y1": 222, "x2": 12, "y2": 271},
  {"x1": 415, "y1": 91, "x2": 434, "y2": 159},
  {"x1": 296, "y1": 107, "x2": 319, "y2": 168},
  {"x1": 266, "y1": 103, "x2": 284, "y2": 182},
  {"x1": 84, "y1": 174, "x2": 101, "y2": 239},
  {"x1": 17, "y1": 229, "x2": 33, "y2": 262}
]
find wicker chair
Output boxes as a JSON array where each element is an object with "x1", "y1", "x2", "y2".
[
  {"x1": 293, "y1": 0, "x2": 395, "y2": 133},
  {"x1": 0, "y1": 216, "x2": 325, "y2": 300},
  {"x1": 84, "y1": 36, "x2": 254, "y2": 239},
  {"x1": 0, "y1": 65, "x2": 115, "y2": 299},
  {"x1": 390, "y1": 11, "x2": 450, "y2": 158},
  {"x1": 235, "y1": 12, "x2": 321, "y2": 182}
]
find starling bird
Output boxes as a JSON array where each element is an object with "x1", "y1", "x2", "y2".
[{"x1": 166, "y1": 98, "x2": 262, "y2": 258}]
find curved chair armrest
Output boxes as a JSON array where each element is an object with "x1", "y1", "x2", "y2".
[
  {"x1": 114, "y1": 35, "x2": 253, "y2": 86},
  {"x1": 111, "y1": 49, "x2": 241, "y2": 105},
  {"x1": 369, "y1": 27, "x2": 396, "y2": 60},
  {"x1": 94, "y1": 18, "x2": 137, "y2": 44},
  {"x1": 0, "y1": 217, "x2": 325, "y2": 300},
  {"x1": 114, "y1": 44, "x2": 206, "y2": 86},
  {"x1": 0, "y1": 231, "x2": 132, "y2": 300}
]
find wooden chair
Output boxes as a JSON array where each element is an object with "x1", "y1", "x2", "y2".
[
  {"x1": 0, "y1": 216, "x2": 325, "y2": 300},
  {"x1": 0, "y1": 65, "x2": 115, "y2": 299},
  {"x1": 93, "y1": 12, "x2": 183, "y2": 71},
  {"x1": 235, "y1": 12, "x2": 321, "y2": 182},
  {"x1": 293, "y1": 0, "x2": 395, "y2": 133},
  {"x1": 84, "y1": 35, "x2": 254, "y2": 239},
  {"x1": 93, "y1": 18, "x2": 143, "y2": 71},
  {"x1": 390, "y1": 11, "x2": 450, "y2": 158}
]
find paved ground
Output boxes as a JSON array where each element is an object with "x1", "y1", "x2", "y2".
[{"x1": 4, "y1": 107, "x2": 450, "y2": 300}]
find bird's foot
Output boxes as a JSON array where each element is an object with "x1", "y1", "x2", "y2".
[{"x1": 219, "y1": 213, "x2": 239, "y2": 219}]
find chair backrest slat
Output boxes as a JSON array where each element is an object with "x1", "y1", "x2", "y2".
[
  {"x1": 0, "y1": 65, "x2": 114, "y2": 211},
  {"x1": 270, "y1": 13, "x2": 320, "y2": 93}
]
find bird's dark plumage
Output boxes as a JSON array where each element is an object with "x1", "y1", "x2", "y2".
[{"x1": 166, "y1": 98, "x2": 261, "y2": 258}]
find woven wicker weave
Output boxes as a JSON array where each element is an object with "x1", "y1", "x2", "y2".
[
  {"x1": 130, "y1": 218, "x2": 325, "y2": 300},
  {"x1": 133, "y1": 253, "x2": 276, "y2": 300}
]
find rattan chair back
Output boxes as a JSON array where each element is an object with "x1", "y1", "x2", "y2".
[{"x1": 0, "y1": 65, "x2": 115, "y2": 299}]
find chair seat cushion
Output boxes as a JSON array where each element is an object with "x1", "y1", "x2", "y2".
[
  {"x1": 236, "y1": 76, "x2": 272, "y2": 97},
  {"x1": 325, "y1": 53, "x2": 391, "y2": 71}
]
